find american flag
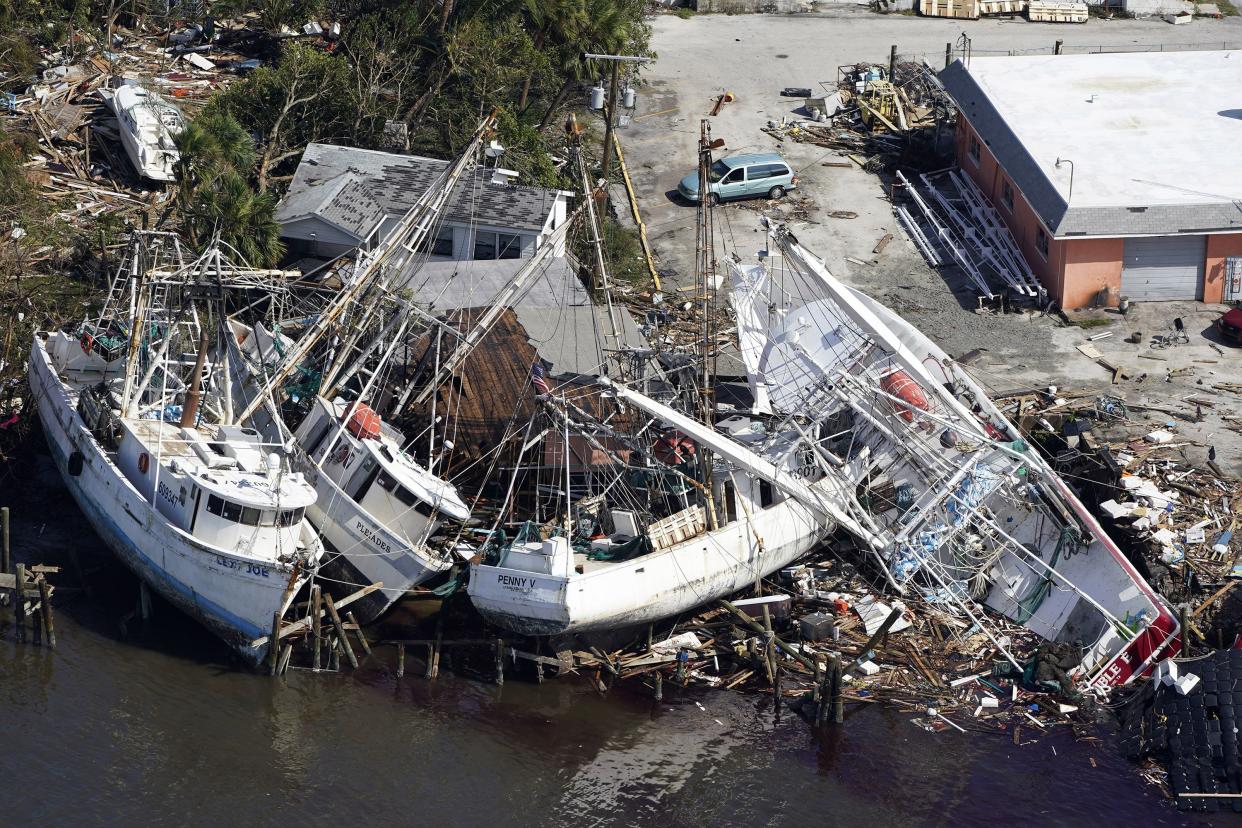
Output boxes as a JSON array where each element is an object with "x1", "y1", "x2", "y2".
[{"x1": 530, "y1": 362, "x2": 551, "y2": 395}]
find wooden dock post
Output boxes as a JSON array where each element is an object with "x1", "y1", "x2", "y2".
[
  {"x1": 494, "y1": 638, "x2": 505, "y2": 686},
  {"x1": 324, "y1": 594, "x2": 358, "y2": 670},
  {"x1": 310, "y1": 584, "x2": 322, "y2": 671},
  {"x1": 38, "y1": 577, "x2": 55, "y2": 649},
  {"x1": 1, "y1": 506, "x2": 9, "y2": 575},
  {"x1": 831, "y1": 657, "x2": 844, "y2": 724},
  {"x1": 346, "y1": 611, "x2": 371, "y2": 656},
  {"x1": 654, "y1": 670, "x2": 663, "y2": 701},
  {"x1": 396, "y1": 643, "x2": 405, "y2": 678},
  {"x1": 14, "y1": 562, "x2": 25, "y2": 642},
  {"x1": 268, "y1": 612, "x2": 281, "y2": 676},
  {"x1": 428, "y1": 611, "x2": 443, "y2": 679}
]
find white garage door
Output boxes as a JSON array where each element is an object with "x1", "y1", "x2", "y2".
[{"x1": 1121, "y1": 235, "x2": 1205, "y2": 301}]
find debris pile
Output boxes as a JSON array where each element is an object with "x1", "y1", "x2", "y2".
[
  {"x1": 571, "y1": 553, "x2": 1094, "y2": 740},
  {"x1": 767, "y1": 60, "x2": 955, "y2": 173}
]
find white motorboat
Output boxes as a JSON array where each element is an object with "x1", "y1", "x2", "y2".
[{"x1": 104, "y1": 83, "x2": 184, "y2": 181}]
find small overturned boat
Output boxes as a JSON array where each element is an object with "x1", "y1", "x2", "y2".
[{"x1": 103, "y1": 82, "x2": 185, "y2": 181}]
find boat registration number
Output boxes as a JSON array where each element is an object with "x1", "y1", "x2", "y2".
[{"x1": 215, "y1": 555, "x2": 271, "y2": 578}]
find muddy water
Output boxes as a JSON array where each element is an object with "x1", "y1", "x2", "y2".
[{"x1": 0, "y1": 440, "x2": 1219, "y2": 826}]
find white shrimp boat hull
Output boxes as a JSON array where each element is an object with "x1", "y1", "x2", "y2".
[
  {"x1": 29, "y1": 336, "x2": 308, "y2": 665},
  {"x1": 303, "y1": 467, "x2": 451, "y2": 622},
  {"x1": 469, "y1": 489, "x2": 833, "y2": 637}
]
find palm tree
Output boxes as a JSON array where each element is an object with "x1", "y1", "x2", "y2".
[
  {"x1": 190, "y1": 171, "x2": 284, "y2": 267},
  {"x1": 537, "y1": 0, "x2": 633, "y2": 129},
  {"x1": 516, "y1": 0, "x2": 586, "y2": 112}
]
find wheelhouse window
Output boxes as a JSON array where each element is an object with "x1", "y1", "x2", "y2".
[
  {"x1": 377, "y1": 472, "x2": 419, "y2": 508},
  {"x1": 1001, "y1": 180, "x2": 1015, "y2": 212},
  {"x1": 968, "y1": 134, "x2": 981, "y2": 164},
  {"x1": 1036, "y1": 227, "x2": 1049, "y2": 258},
  {"x1": 277, "y1": 507, "x2": 304, "y2": 527}
]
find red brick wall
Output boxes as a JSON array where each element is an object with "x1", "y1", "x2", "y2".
[{"x1": 1205, "y1": 234, "x2": 1242, "y2": 304}]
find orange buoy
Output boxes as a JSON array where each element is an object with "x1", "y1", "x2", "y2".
[
  {"x1": 344, "y1": 403, "x2": 382, "y2": 440},
  {"x1": 879, "y1": 370, "x2": 929, "y2": 423}
]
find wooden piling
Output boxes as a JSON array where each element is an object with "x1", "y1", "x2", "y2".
[
  {"x1": 429, "y1": 610, "x2": 443, "y2": 679},
  {"x1": 38, "y1": 577, "x2": 54, "y2": 649},
  {"x1": 324, "y1": 594, "x2": 358, "y2": 670},
  {"x1": 396, "y1": 643, "x2": 406, "y2": 678},
  {"x1": 832, "y1": 657, "x2": 844, "y2": 724},
  {"x1": 1180, "y1": 603, "x2": 1191, "y2": 659},
  {"x1": 310, "y1": 584, "x2": 322, "y2": 671},
  {"x1": 495, "y1": 638, "x2": 505, "y2": 686},
  {"x1": 654, "y1": 670, "x2": 663, "y2": 701},
  {"x1": 277, "y1": 643, "x2": 293, "y2": 676},
  {"x1": 14, "y1": 562, "x2": 25, "y2": 641},
  {"x1": 330, "y1": 637, "x2": 340, "y2": 671},
  {"x1": 1, "y1": 506, "x2": 9, "y2": 574},
  {"x1": 346, "y1": 611, "x2": 371, "y2": 655},
  {"x1": 268, "y1": 612, "x2": 281, "y2": 676}
]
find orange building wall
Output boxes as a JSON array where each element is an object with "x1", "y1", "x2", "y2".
[
  {"x1": 1205, "y1": 234, "x2": 1242, "y2": 304},
  {"x1": 954, "y1": 120, "x2": 1062, "y2": 301},
  {"x1": 1061, "y1": 238, "x2": 1124, "y2": 310},
  {"x1": 953, "y1": 118, "x2": 1234, "y2": 309}
]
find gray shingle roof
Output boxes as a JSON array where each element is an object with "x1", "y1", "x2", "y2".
[
  {"x1": 274, "y1": 171, "x2": 386, "y2": 240},
  {"x1": 939, "y1": 60, "x2": 1242, "y2": 238},
  {"x1": 395, "y1": 257, "x2": 588, "y2": 311},
  {"x1": 282, "y1": 143, "x2": 561, "y2": 235}
]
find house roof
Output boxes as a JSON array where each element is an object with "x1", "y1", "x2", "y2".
[
  {"x1": 395, "y1": 256, "x2": 589, "y2": 312},
  {"x1": 940, "y1": 51, "x2": 1242, "y2": 238},
  {"x1": 281, "y1": 143, "x2": 564, "y2": 236},
  {"x1": 274, "y1": 171, "x2": 385, "y2": 240}
]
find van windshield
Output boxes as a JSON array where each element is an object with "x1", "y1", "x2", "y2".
[{"x1": 706, "y1": 160, "x2": 731, "y2": 183}]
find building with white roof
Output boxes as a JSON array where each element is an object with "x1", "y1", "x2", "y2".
[{"x1": 940, "y1": 49, "x2": 1242, "y2": 307}]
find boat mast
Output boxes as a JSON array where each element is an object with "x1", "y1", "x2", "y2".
[{"x1": 695, "y1": 119, "x2": 720, "y2": 529}]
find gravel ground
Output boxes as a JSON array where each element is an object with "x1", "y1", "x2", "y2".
[{"x1": 612, "y1": 9, "x2": 1242, "y2": 474}]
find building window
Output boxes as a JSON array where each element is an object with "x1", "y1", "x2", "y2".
[
  {"x1": 431, "y1": 228, "x2": 453, "y2": 257},
  {"x1": 968, "y1": 135, "x2": 980, "y2": 164},
  {"x1": 1001, "y1": 180, "x2": 1014, "y2": 212},
  {"x1": 497, "y1": 233, "x2": 522, "y2": 259},
  {"x1": 473, "y1": 231, "x2": 497, "y2": 260},
  {"x1": 1036, "y1": 227, "x2": 1049, "y2": 259}
]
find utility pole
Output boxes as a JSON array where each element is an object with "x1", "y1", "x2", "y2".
[{"x1": 584, "y1": 53, "x2": 653, "y2": 183}]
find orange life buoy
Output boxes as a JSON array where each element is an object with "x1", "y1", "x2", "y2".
[
  {"x1": 137, "y1": 452, "x2": 149, "y2": 474},
  {"x1": 80, "y1": 333, "x2": 94, "y2": 354},
  {"x1": 879, "y1": 370, "x2": 929, "y2": 424}
]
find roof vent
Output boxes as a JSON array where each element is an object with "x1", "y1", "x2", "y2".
[{"x1": 491, "y1": 168, "x2": 519, "y2": 185}]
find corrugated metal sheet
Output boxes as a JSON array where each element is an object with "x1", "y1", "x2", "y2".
[{"x1": 1121, "y1": 235, "x2": 1205, "y2": 300}]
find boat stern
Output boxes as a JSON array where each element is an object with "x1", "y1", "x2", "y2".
[{"x1": 467, "y1": 562, "x2": 573, "y2": 636}]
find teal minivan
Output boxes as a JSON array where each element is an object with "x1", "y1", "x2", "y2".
[{"x1": 677, "y1": 153, "x2": 797, "y2": 204}]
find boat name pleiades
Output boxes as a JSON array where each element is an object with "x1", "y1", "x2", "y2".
[{"x1": 354, "y1": 520, "x2": 394, "y2": 556}]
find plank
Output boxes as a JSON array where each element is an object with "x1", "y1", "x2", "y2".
[{"x1": 249, "y1": 582, "x2": 382, "y2": 647}]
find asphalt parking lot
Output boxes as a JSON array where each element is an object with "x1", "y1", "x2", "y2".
[{"x1": 613, "y1": 8, "x2": 1242, "y2": 472}]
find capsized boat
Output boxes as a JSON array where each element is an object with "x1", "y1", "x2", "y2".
[
  {"x1": 29, "y1": 235, "x2": 324, "y2": 664},
  {"x1": 725, "y1": 227, "x2": 1178, "y2": 690},
  {"x1": 103, "y1": 82, "x2": 185, "y2": 181}
]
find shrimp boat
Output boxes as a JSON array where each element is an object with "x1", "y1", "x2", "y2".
[
  {"x1": 723, "y1": 226, "x2": 1177, "y2": 690},
  {"x1": 465, "y1": 378, "x2": 862, "y2": 637},
  {"x1": 102, "y1": 83, "x2": 185, "y2": 181},
  {"x1": 467, "y1": 127, "x2": 867, "y2": 638},
  {"x1": 29, "y1": 234, "x2": 323, "y2": 664},
  {"x1": 227, "y1": 112, "x2": 579, "y2": 621}
]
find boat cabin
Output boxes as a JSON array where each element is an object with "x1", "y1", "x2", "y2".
[
  {"x1": 296, "y1": 396, "x2": 472, "y2": 530},
  {"x1": 115, "y1": 418, "x2": 315, "y2": 556}
]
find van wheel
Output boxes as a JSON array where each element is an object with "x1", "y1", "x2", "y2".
[
  {"x1": 768, "y1": 185, "x2": 786, "y2": 200},
  {"x1": 707, "y1": 193, "x2": 720, "y2": 206}
]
